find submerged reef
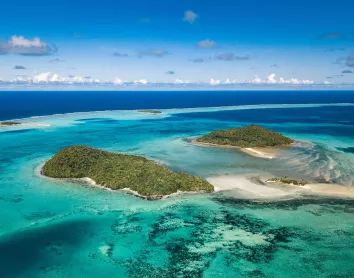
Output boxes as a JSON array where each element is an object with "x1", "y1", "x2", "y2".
[
  {"x1": 42, "y1": 145, "x2": 213, "y2": 199},
  {"x1": 197, "y1": 124, "x2": 294, "y2": 148}
]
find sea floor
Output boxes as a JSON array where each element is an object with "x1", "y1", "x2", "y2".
[{"x1": 0, "y1": 104, "x2": 354, "y2": 277}]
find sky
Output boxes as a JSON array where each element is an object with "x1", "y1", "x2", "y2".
[{"x1": 0, "y1": 0, "x2": 354, "y2": 88}]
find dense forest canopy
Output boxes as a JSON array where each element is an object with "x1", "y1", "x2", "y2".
[
  {"x1": 197, "y1": 125, "x2": 294, "y2": 148},
  {"x1": 42, "y1": 145, "x2": 213, "y2": 198}
]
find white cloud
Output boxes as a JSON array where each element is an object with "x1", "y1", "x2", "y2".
[
  {"x1": 224, "y1": 78, "x2": 240, "y2": 84},
  {"x1": 113, "y1": 78, "x2": 124, "y2": 85},
  {"x1": 197, "y1": 39, "x2": 215, "y2": 48},
  {"x1": 72, "y1": 76, "x2": 85, "y2": 83},
  {"x1": 252, "y1": 75, "x2": 263, "y2": 84},
  {"x1": 33, "y1": 72, "x2": 53, "y2": 83},
  {"x1": 10, "y1": 35, "x2": 46, "y2": 48},
  {"x1": 31, "y1": 72, "x2": 100, "y2": 84},
  {"x1": 174, "y1": 79, "x2": 191, "y2": 84},
  {"x1": 183, "y1": 10, "x2": 198, "y2": 24},
  {"x1": 13, "y1": 75, "x2": 31, "y2": 82},
  {"x1": 0, "y1": 35, "x2": 56, "y2": 56},
  {"x1": 209, "y1": 78, "x2": 220, "y2": 86},
  {"x1": 267, "y1": 73, "x2": 277, "y2": 84},
  {"x1": 134, "y1": 79, "x2": 148, "y2": 85},
  {"x1": 250, "y1": 73, "x2": 315, "y2": 85}
]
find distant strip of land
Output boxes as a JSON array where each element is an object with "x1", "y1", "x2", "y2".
[
  {"x1": 0, "y1": 121, "x2": 22, "y2": 126},
  {"x1": 137, "y1": 110, "x2": 162, "y2": 114}
]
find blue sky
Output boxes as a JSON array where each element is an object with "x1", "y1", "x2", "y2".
[{"x1": 0, "y1": 0, "x2": 353, "y2": 87}]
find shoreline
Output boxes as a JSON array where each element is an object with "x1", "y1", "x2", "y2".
[
  {"x1": 83, "y1": 177, "x2": 168, "y2": 200},
  {"x1": 192, "y1": 139, "x2": 279, "y2": 159},
  {"x1": 41, "y1": 174, "x2": 212, "y2": 201},
  {"x1": 81, "y1": 177, "x2": 213, "y2": 200}
]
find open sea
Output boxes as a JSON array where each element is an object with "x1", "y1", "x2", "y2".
[{"x1": 0, "y1": 90, "x2": 354, "y2": 277}]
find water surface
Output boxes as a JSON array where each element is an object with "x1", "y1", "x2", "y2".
[{"x1": 0, "y1": 94, "x2": 354, "y2": 277}]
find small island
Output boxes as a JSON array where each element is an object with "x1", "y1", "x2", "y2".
[
  {"x1": 196, "y1": 124, "x2": 294, "y2": 148},
  {"x1": 266, "y1": 177, "x2": 308, "y2": 186},
  {"x1": 0, "y1": 121, "x2": 22, "y2": 126},
  {"x1": 137, "y1": 110, "x2": 162, "y2": 114},
  {"x1": 42, "y1": 145, "x2": 213, "y2": 199}
]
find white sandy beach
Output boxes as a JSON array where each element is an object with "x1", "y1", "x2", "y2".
[
  {"x1": 207, "y1": 175, "x2": 354, "y2": 199},
  {"x1": 241, "y1": 148, "x2": 276, "y2": 159},
  {"x1": 307, "y1": 183, "x2": 354, "y2": 198},
  {"x1": 207, "y1": 175, "x2": 292, "y2": 198}
]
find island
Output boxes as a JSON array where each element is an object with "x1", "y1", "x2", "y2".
[
  {"x1": 137, "y1": 110, "x2": 162, "y2": 114},
  {"x1": 42, "y1": 145, "x2": 214, "y2": 199},
  {"x1": 0, "y1": 121, "x2": 22, "y2": 126},
  {"x1": 195, "y1": 124, "x2": 294, "y2": 158},
  {"x1": 266, "y1": 177, "x2": 308, "y2": 186}
]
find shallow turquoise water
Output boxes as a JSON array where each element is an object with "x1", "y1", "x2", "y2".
[{"x1": 0, "y1": 104, "x2": 354, "y2": 277}]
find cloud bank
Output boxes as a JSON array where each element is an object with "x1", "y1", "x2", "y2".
[{"x1": 0, "y1": 72, "x2": 341, "y2": 89}]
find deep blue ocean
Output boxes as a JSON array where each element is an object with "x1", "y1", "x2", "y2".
[
  {"x1": 0, "y1": 90, "x2": 354, "y2": 277},
  {"x1": 1, "y1": 90, "x2": 354, "y2": 120}
]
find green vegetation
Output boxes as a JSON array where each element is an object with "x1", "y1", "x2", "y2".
[
  {"x1": 266, "y1": 177, "x2": 308, "y2": 186},
  {"x1": 137, "y1": 110, "x2": 162, "y2": 114},
  {"x1": 42, "y1": 145, "x2": 213, "y2": 199},
  {"x1": 0, "y1": 121, "x2": 21, "y2": 126},
  {"x1": 196, "y1": 124, "x2": 294, "y2": 148}
]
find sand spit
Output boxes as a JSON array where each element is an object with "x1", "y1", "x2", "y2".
[
  {"x1": 207, "y1": 175, "x2": 292, "y2": 198},
  {"x1": 207, "y1": 175, "x2": 354, "y2": 199}
]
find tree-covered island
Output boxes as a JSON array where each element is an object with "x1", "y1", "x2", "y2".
[
  {"x1": 196, "y1": 124, "x2": 294, "y2": 148},
  {"x1": 137, "y1": 110, "x2": 162, "y2": 114},
  {"x1": 0, "y1": 121, "x2": 22, "y2": 126},
  {"x1": 42, "y1": 145, "x2": 213, "y2": 199},
  {"x1": 266, "y1": 177, "x2": 308, "y2": 186}
]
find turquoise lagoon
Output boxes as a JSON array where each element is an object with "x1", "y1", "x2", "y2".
[{"x1": 0, "y1": 103, "x2": 354, "y2": 277}]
